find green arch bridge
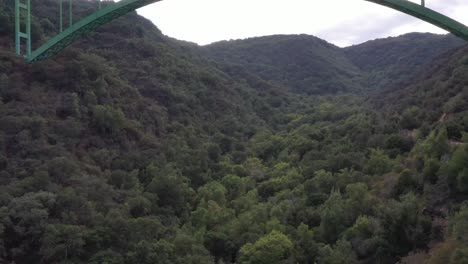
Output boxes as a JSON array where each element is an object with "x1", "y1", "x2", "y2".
[{"x1": 14, "y1": 0, "x2": 468, "y2": 63}]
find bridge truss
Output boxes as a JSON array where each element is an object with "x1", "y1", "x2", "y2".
[{"x1": 13, "y1": 0, "x2": 468, "y2": 63}]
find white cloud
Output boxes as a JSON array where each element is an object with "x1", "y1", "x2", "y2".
[{"x1": 135, "y1": 0, "x2": 468, "y2": 46}]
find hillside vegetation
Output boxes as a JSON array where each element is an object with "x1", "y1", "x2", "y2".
[
  {"x1": 0, "y1": 1, "x2": 467, "y2": 264},
  {"x1": 201, "y1": 35, "x2": 364, "y2": 95},
  {"x1": 344, "y1": 33, "x2": 464, "y2": 89}
]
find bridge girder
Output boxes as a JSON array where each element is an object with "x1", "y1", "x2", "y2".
[
  {"x1": 24, "y1": 0, "x2": 468, "y2": 63},
  {"x1": 366, "y1": 0, "x2": 468, "y2": 41}
]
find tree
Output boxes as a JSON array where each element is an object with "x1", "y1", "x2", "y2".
[
  {"x1": 379, "y1": 193, "x2": 431, "y2": 256},
  {"x1": 458, "y1": 168, "x2": 468, "y2": 193},
  {"x1": 126, "y1": 240, "x2": 174, "y2": 264},
  {"x1": 57, "y1": 92, "x2": 80, "y2": 119},
  {"x1": 364, "y1": 148, "x2": 393, "y2": 175},
  {"x1": 221, "y1": 174, "x2": 248, "y2": 201},
  {"x1": 40, "y1": 224, "x2": 85, "y2": 262},
  {"x1": 244, "y1": 158, "x2": 267, "y2": 182},
  {"x1": 399, "y1": 107, "x2": 422, "y2": 130},
  {"x1": 442, "y1": 145, "x2": 468, "y2": 193},
  {"x1": 127, "y1": 196, "x2": 152, "y2": 218},
  {"x1": 346, "y1": 183, "x2": 374, "y2": 219},
  {"x1": 197, "y1": 181, "x2": 227, "y2": 206},
  {"x1": 92, "y1": 105, "x2": 126, "y2": 135},
  {"x1": 172, "y1": 232, "x2": 215, "y2": 264},
  {"x1": 423, "y1": 158, "x2": 440, "y2": 184},
  {"x1": 89, "y1": 250, "x2": 124, "y2": 264},
  {"x1": 47, "y1": 157, "x2": 79, "y2": 184},
  {"x1": 295, "y1": 223, "x2": 319, "y2": 263},
  {"x1": 385, "y1": 134, "x2": 414, "y2": 155},
  {"x1": 145, "y1": 164, "x2": 194, "y2": 216},
  {"x1": 312, "y1": 170, "x2": 336, "y2": 194},
  {"x1": 239, "y1": 230, "x2": 294, "y2": 264},
  {"x1": 109, "y1": 170, "x2": 139, "y2": 190},
  {"x1": 204, "y1": 230, "x2": 237, "y2": 263},
  {"x1": 318, "y1": 240, "x2": 358, "y2": 264},
  {"x1": 394, "y1": 169, "x2": 418, "y2": 196},
  {"x1": 4, "y1": 192, "x2": 56, "y2": 263},
  {"x1": 422, "y1": 129, "x2": 449, "y2": 159},
  {"x1": 344, "y1": 216, "x2": 382, "y2": 259},
  {"x1": 318, "y1": 191, "x2": 348, "y2": 243},
  {"x1": 0, "y1": 10, "x2": 13, "y2": 35},
  {"x1": 451, "y1": 206, "x2": 468, "y2": 244},
  {"x1": 318, "y1": 103, "x2": 338, "y2": 121}
]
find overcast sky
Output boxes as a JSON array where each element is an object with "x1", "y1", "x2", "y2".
[{"x1": 135, "y1": 0, "x2": 468, "y2": 47}]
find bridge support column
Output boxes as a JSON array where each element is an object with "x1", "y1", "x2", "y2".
[
  {"x1": 60, "y1": 0, "x2": 63, "y2": 32},
  {"x1": 69, "y1": 0, "x2": 73, "y2": 26},
  {"x1": 60, "y1": 0, "x2": 74, "y2": 31},
  {"x1": 15, "y1": 0, "x2": 31, "y2": 58}
]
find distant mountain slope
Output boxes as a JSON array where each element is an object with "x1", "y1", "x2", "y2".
[
  {"x1": 373, "y1": 43, "x2": 468, "y2": 139},
  {"x1": 345, "y1": 33, "x2": 465, "y2": 89},
  {"x1": 1, "y1": 2, "x2": 468, "y2": 263},
  {"x1": 201, "y1": 35, "x2": 364, "y2": 94},
  {"x1": 200, "y1": 33, "x2": 464, "y2": 95}
]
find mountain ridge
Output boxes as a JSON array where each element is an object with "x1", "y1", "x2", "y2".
[
  {"x1": 200, "y1": 34, "x2": 365, "y2": 94},
  {"x1": 0, "y1": 1, "x2": 467, "y2": 264},
  {"x1": 200, "y1": 32, "x2": 465, "y2": 94}
]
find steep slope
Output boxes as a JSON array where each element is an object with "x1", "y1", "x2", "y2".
[
  {"x1": 0, "y1": 1, "x2": 300, "y2": 263},
  {"x1": 374, "y1": 44, "x2": 468, "y2": 140},
  {"x1": 368, "y1": 43, "x2": 468, "y2": 264},
  {"x1": 345, "y1": 33, "x2": 465, "y2": 89},
  {"x1": 201, "y1": 33, "x2": 464, "y2": 95},
  {"x1": 1, "y1": 1, "x2": 468, "y2": 264},
  {"x1": 201, "y1": 35, "x2": 364, "y2": 94}
]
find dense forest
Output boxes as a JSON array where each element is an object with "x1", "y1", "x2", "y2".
[{"x1": 0, "y1": 0, "x2": 467, "y2": 263}]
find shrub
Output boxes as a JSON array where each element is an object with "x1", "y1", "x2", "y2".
[{"x1": 92, "y1": 105, "x2": 126, "y2": 135}]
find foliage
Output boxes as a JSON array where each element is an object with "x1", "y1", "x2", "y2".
[
  {"x1": 92, "y1": 105, "x2": 126, "y2": 135},
  {"x1": 0, "y1": 1, "x2": 467, "y2": 263},
  {"x1": 239, "y1": 230, "x2": 294, "y2": 264}
]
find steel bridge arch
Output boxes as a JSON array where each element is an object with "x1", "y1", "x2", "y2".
[{"x1": 19, "y1": 0, "x2": 468, "y2": 63}]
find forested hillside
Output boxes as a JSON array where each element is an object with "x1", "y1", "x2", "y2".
[
  {"x1": 201, "y1": 33, "x2": 464, "y2": 95},
  {"x1": 344, "y1": 33, "x2": 464, "y2": 90},
  {"x1": 201, "y1": 35, "x2": 364, "y2": 95},
  {"x1": 0, "y1": 1, "x2": 468, "y2": 264}
]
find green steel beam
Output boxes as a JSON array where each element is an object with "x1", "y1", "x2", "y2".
[
  {"x1": 59, "y1": 0, "x2": 63, "y2": 32},
  {"x1": 15, "y1": 0, "x2": 20, "y2": 55},
  {"x1": 26, "y1": 0, "x2": 31, "y2": 57},
  {"x1": 28, "y1": 0, "x2": 162, "y2": 63},
  {"x1": 365, "y1": 0, "x2": 468, "y2": 41},
  {"x1": 15, "y1": 0, "x2": 31, "y2": 57},
  {"x1": 26, "y1": 0, "x2": 468, "y2": 63},
  {"x1": 69, "y1": 0, "x2": 73, "y2": 26}
]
